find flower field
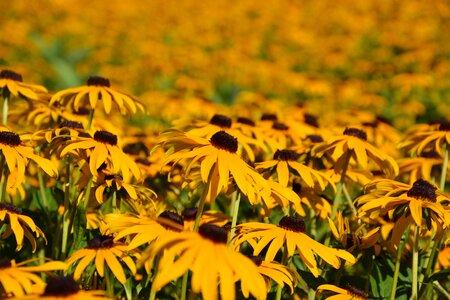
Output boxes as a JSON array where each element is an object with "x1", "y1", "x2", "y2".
[{"x1": 0, "y1": 0, "x2": 450, "y2": 299}]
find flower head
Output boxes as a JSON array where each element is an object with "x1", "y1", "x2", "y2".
[{"x1": 0, "y1": 70, "x2": 47, "y2": 100}]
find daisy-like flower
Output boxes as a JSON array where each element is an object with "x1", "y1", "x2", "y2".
[
  {"x1": 0, "y1": 203, "x2": 46, "y2": 251},
  {"x1": 0, "y1": 129, "x2": 58, "y2": 188},
  {"x1": 0, "y1": 70, "x2": 47, "y2": 101},
  {"x1": 50, "y1": 76, "x2": 144, "y2": 115},
  {"x1": 182, "y1": 207, "x2": 230, "y2": 231},
  {"x1": 94, "y1": 173, "x2": 138, "y2": 204},
  {"x1": 397, "y1": 151, "x2": 444, "y2": 184},
  {"x1": 319, "y1": 128, "x2": 398, "y2": 178},
  {"x1": 15, "y1": 276, "x2": 112, "y2": 299},
  {"x1": 66, "y1": 234, "x2": 139, "y2": 285},
  {"x1": 357, "y1": 179, "x2": 448, "y2": 229},
  {"x1": 256, "y1": 149, "x2": 333, "y2": 190},
  {"x1": 248, "y1": 256, "x2": 297, "y2": 294},
  {"x1": 141, "y1": 224, "x2": 267, "y2": 300},
  {"x1": 161, "y1": 130, "x2": 270, "y2": 205},
  {"x1": 234, "y1": 217, "x2": 356, "y2": 277},
  {"x1": 316, "y1": 284, "x2": 368, "y2": 300},
  {"x1": 0, "y1": 258, "x2": 66, "y2": 297},
  {"x1": 328, "y1": 212, "x2": 380, "y2": 252},
  {"x1": 59, "y1": 130, "x2": 140, "y2": 181},
  {"x1": 398, "y1": 120, "x2": 450, "y2": 156}
]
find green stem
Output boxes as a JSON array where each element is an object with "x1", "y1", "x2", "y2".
[
  {"x1": 2, "y1": 96, "x2": 8, "y2": 125},
  {"x1": 390, "y1": 224, "x2": 411, "y2": 300},
  {"x1": 193, "y1": 185, "x2": 209, "y2": 231},
  {"x1": 275, "y1": 246, "x2": 289, "y2": 300},
  {"x1": 411, "y1": 226, "x2": 420, "y2": 300},
  {"x1": 0, "y1": 153, "x2": 6, "y2": 204},
  {"x1": 331, "y1": 151, "x2": 351, "y2": 219},
  {"x1": 440, "y1": 146, "x2": 448, "y2": 191},
  {"x1": 228, "y1": 192, "x2": 241, "y2": 245},
  {"x1": 61, "y1": 161, "x2": 72, "y2": 259},
  {"x1": 37, "y1": 170, "x2": 49, "y2": 209},
  {"x1": 86, "y1": 109, "x2": 95, "y2": 130},
  {"x1": 418, "y1": 237, "x2": 442, "y2": 299},
  {"x1": 432, "y1": 281, "x2": 450, "y2": 299},
  {"x1": 105, "y1": 267, "x2": 114, "y2": 297},
  {"x1": 111, "y1": 191, "x2": 117, "y2": 212},
  {"x1": 342, "y1": 184, "x2": 357, "y2": 217},
  {"x1": 180, "y1": 272, "x2": 189, "y2": 300}
]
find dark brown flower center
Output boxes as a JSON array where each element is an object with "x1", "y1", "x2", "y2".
[
  {"x1": 74, "y1": 107, "x2": 91, "y2": 115},
  {"x1": 0, "y1": 258, "x2": 11, "y2": 268},
  {"x1": 306, "y1": 134, "x2": 324, "y2": 143},
  {"x1": 104, "y1": 174, "x2": 123, "y2": 181},
  {"x1": 248, "y1": 255, "x2": 263, "y2": 266},
  {"x1": 0, "y1": 70, "x2": 23, "y2": 82},
  {"x1": 59, "y1": 120, "x2": 84, "y2": 129},
  {"x1": 0, "y1": 203, "x2": 22, "y2": 214},
  {"x1": 292, "y1": 182, "x2": 302, "y2": 194},
  {"x1": 135, "y1": 158, "x2": 151, "y2": 166},
  {"x1": 362, "y1": 121, "x2": 378, "y2": 128},
  {"x1": 428, "y1": 118, "x2": 447, "y2": 126},
  {"x1": 43, "y1": 276, "x2": 80, "y2": 296},
  {"x1": 209, "y1": 114, "x2": 232, "y2": 128},
  {"x1": 376, "y1": 115, "x2": 392, "y2": 125},
  {"x1": 272, "y1": 122, "x2": 289, "y2": 131},
  {"x1": 123, "y1": 142, "x2": 149, "y2": 156},
  {"x1": 182, "y1": 207, "x2": 198, "y2": 220},
  {"x1": 304, "y1": 113, "x2": 319, "y2": 128},
  {"x1": 93, "y1": 130, "x2": 118, "y2": 145},
  {"x1": 199, "y1": 224, "x2": 228, "y2": 244},
  {"x1": 87, "y1": 235, "x2": 114, "y2": 249},
  {"x1": 158, "y1": 211, "x2": 184, "y2": 227},
  {"x1": 261, "y1": 113, "x2": 278, "y2": 121},
  {"x1": 407, "y1": 179, "x2": 437, "y2": 202},
  {"x1": 420, "y1": 151, "x2": 441, "y2": 159},
  {"x1": 278, "y1": 216, "x2": 306, "y2": 233},
  {"x1": 87, "y1": 76, "x2": 110, "y2": 87},
  {"x1": 274, "y1": 149, "x2": 300, "y2": 161},
  {"x1": 236, "y1": 117, "x2": 255, "y2": 127},
  {"x1": 346, "y1": 234, "x2": 355, "y2": 249},
  {"x1": 0, "y1": 131, "x2": 21, "y2": 146},
  {"x1": 210, "y1": 131, "x2": 238, "y2": 153},
  {"x1": 343, "y1": 128, "x2": 367, "y2": 141},
  {"x1": 438, "y1": 121, "x2": 450, "y2": 131},
  {"x1": 345, "y1": 284, "x2": 368, "y2": 300}
]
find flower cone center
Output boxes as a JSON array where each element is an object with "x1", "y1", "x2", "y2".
[
  {"x1": 199, "y1": 224, "x2": 228, "y2": 244},
  {"x1": 88, "y1": 235, "x2": 114, "y2": 249},
  {"x1": 0, "y1": 203, "x2": 22, "y2": 214},
  {"x1": 439, "y1": 121, "x2": 450, "y2": 131},
  {"x1": 261, "y1": 113, "x2": 278, "y2": 121},
  {"x1": 272, "y1": 122, "x2": 289, "y2": 131},
  {"x1": 236, "y1": 117, "x2": 255, "y2": 127},
  {"x1": 406, "y1": 179, "x2": 437, "y2": 202},
  {"x1": 420, "y1": 151, "x2": 441, "y2": 159},
  {"x1": 345, "y1": 284, "x2": 368, "y2": 300},
  {"x1": 59, "y1": 120, "x2": 84, "y2": 129},
  {"x1": 209, "y1": 114, "x2": 232, "y2": 128},
  {"x1": 0, "y1": 131, "x2": 21, "y2": 146},
  {"x1": 306, "y1": 134, "x2": 324, "y2": 143},
  {"x1": 158, "y1": 211, "x2": 184, "y2": 227},
  {"x1": 274, "y1": 149, "x2": 300, "y2": 161},
  {"x1": 0, "y1": 258, "x2": 11, "y2": 269},
  {"x1": 304, "y1": 113, "x2": 319, "y2": 128},
  {"x1": 87, "y1": 76, "x2": 110, "y2": 87},
  {"x1": 0, "y1": 70, "x2": 23, "y2": 82},
  {"x1": 343, "y1": 128, "x2": 367, "y2": 141},
  {"x1": 94, "y1": 130, "x2": 118, "y2": 145},
  {"x1": 248, "y1": 255, "x2": 263, "y2": 266},
  {"x1": 210, "y1": 131, "x2": 238, "y2": 153},
  {"x1": 278, "y1": 216, "x2": 306, "y2": 232},
  {"x1": 44, "y1": 276, "x2": 80, "y2": 296},
  {"x1": 182, "y1": 207, "x2": 198, "y2": 220}
]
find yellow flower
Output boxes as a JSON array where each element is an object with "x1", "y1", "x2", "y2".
[
  {"x1": 320, "y1": 127, "x2": 398, "y2": 178},
  {"x1": 248, "y1": 256, "x2": 298, "y2": 294},
  {"x1": 66, "y1": 235, "x2": 139, "y2": 285},
  {"x1": 316, "y1": 284, "x2": 368, "y2": 300},
  {"x1": 182, "y1": 208, "x2": 230, "y2": 231},
  {"x1": 0, "y1": 130, "x2": 58, "y2": 189},
  {"x1": 0, "y1": 258, "x2": 66, "y2": 297},
  {"x1": 50, "y1": 76, "x2": 144, "y2": 115},
  {"x1": 161, "y1": 130, "x2": 270, "y2": 205},
  {"x1": 15, "y1": 276, "x2": 112, "y2": 299},
  {"x1": 234, "y1": 217, "x2": 356, "y2": 277},
  {"x1": 59, "y1": 130, "x2": 140, "y2": 181},
  {"x1": 0, "y1": 70, "x2": 47, "y2": 101},
  {"x1": 94, "y1": 173, "x2": 138, "y2": 204},
  {"x1": 397, "y1": 151, "x2": 444, "y2": 184},
  {"x1": 141, "y1": 224, "x2": 267, "y2": 300},
  {"x1": 256, "y1": 149, "x2": 334, "y2": 190},
  {"x1": 0, "y1": 203, "x2": 46, "y2": 251}
]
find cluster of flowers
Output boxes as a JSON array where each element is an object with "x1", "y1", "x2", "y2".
[{"x1": 0, "y1": 69, "x2": 449, "y2": 300}]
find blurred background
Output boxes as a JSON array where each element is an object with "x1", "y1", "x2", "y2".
[{"x1": 1, "y1": 0, "x2": 450, "y2": 129}]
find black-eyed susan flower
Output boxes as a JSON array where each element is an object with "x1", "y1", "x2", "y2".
[
  {"x1": 141, "y1": 224, "x2": 267, "y2": 300},
  {"x1": 182, "y1": 208, "x2": 230, "y2": 231},
  {"x1": 50, "y1": 76, "x2": 144, "y2": 115},
  {"x1": 397, "y1": 151, "x2": 444, "y2": 184},
  {"x1": 94, "y1": 173, "x2": 137, "y2": 204},
  {"x1": 0, "y1": 203, "x2": 46, "y2": 251},
  {"x1": 0, "y1": 258, "x2": 66, "y2": 297},
  {"x1": 320, "y1": 128, "x2": 398, "y2": 178},
  {"x1": 328, "y1": 212, "x2": 380, "y2": 252},
  {"x1": 256, "y1": 149, "x2": 334, "y2": 190},
  {"x1": 248, "y1": 256, "x2": 297, "y2": 294},
  {"x1": 161, "y1": 130, "x2": 270, "y2": 205},
  {"x1": 66, "y1": 234, "x2": 139, "y2": 285},
  {"x1": 234, "y1": 217, "x2": 356, "y2": 277},
  {"x1": 59, "y1": 130, "x2": 140, "y2": 181},
  {"x1": 316, "y1": 284, "x2": 368, "y2": 300},
  {"x1": 0, "y1": 129, "x2": 58, "y2": 189},
  {"x1": 0, "y1": 70, "x2": 47, "y2": 106},
  {"x1": 16, "y1": 276, "x2": 112, "y2": 299}
]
